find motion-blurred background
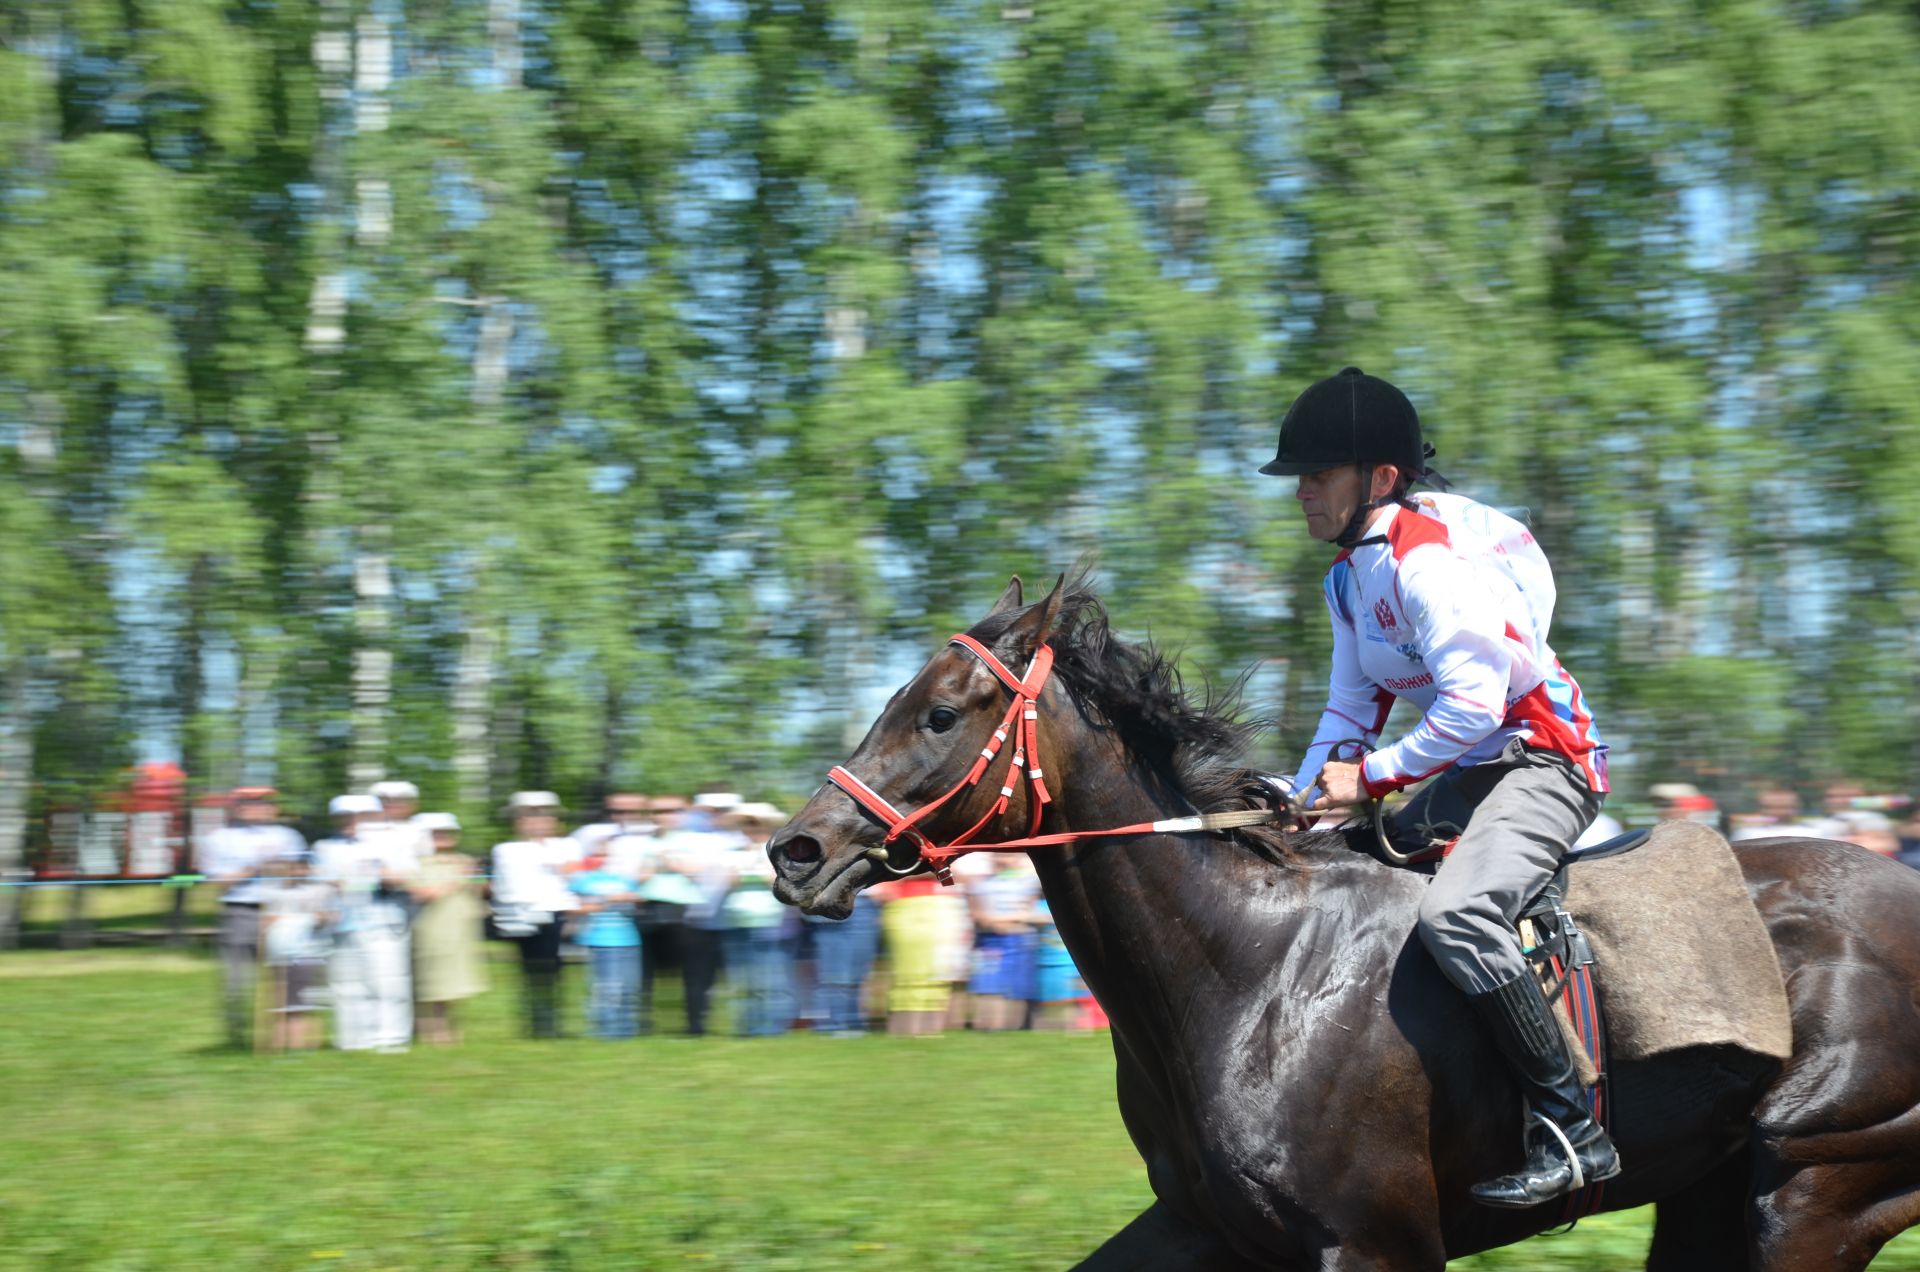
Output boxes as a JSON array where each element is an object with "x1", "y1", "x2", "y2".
[{"x1": 3, "y1": 0, "x2": 1919, "y2": 915}]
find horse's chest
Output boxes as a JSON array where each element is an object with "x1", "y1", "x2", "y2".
[{"x1": 1116, "y1": 1001, "x2": 1437, "y2": 1250}]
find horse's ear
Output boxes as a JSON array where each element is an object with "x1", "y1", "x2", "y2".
[
  {"x1": 987, "y1": 575, "x2": 1024, "y2": 617},
  {"x1": 1003, "y1": 573, "x2": 1066, "y2": 659}
]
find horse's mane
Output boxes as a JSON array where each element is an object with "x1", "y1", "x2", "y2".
[{"x1": 970, "y1": 578, "x2": 1319, "y2": 868}]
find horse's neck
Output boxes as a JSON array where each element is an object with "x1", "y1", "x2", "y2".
[{"x1": 1026, "y1": 737, "x2": 1293, "y2": 1028}]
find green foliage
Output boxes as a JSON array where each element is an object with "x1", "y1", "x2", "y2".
[{"x1": 2, "y1": 0, "x2": 1918, "y2": 822}]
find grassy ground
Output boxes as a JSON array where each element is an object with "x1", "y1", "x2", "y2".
[{"x1": 2, "y1": 946, "x2": 1916, "y2": 1270}]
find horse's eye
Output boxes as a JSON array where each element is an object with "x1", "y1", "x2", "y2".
[{"x1": 927, "y1": 706, "x2": 960, "y2": 733}]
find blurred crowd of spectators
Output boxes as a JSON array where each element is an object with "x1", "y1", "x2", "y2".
[
  {"x1": 1644, "y1": 780, "x2": 1920, "y2": 866},
  {"x1": 200, "y1": 784, "x2": 1103, "y2": 1053},
  {"x1": 195, "y1": 774, "x2": 1920, "y2": 1052}
]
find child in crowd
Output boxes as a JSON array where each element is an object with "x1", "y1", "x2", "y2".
[
  {"x1": 720, "y1": 804, "x2": 797, "y2": 1037},
  {"x1": 964, "y1": 855, "x2": 1042, "y2": 1031},
  {"x1": 569, "y1": 829, "x2": 648, "y2": 1039},
  {"x1": 1030, "y1": 897, "x2": 1090, "y2": 1033},
  {"x1": 258, "y1": 856, "x2": 332, "y2": 1052},
  {"x1": 409, "y1": 813, "x2": 488, "y2": 1045},
  {"x1": 490, "y1": 792, "x2": 581, "y2": 1039}
]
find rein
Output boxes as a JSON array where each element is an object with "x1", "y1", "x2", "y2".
[{"x1": 825, "y1": 635, "x2": 1287, "y2": 885}]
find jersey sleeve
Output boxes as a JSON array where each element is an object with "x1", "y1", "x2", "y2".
[
  {"x1": 1290, "y1": 566, "x2": 1395, "y2": 798},
  {"x1": 1359, "y1": 547, "x2": 1514, "y2": 796}
]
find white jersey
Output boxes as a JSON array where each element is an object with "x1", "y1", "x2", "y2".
[
  {"x1": 489, "y1": 837, "x2": 582, "y2": 921},
  {"x1": 1290, "y1": 493, "x2": 1607, "y2": 800},
  {"x1": 198, "y1": 823, "x2": 306, "y2": 905}
]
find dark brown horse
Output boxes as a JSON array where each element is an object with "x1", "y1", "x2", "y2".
[{"x1": 769, "y1": 577, "x2": 1920, "y2": 1269}]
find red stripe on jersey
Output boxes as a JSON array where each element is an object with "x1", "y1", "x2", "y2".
[
  {"x1": 1497, "y1": 622, "x2": 1604, "y2": 788},
  {"x1": 1363, "y1": 754, "x2": 1454, "y2": 799},
  {"x1": 1506, "y1": 682, "x2": 1604, "y2": 791},
  {"x1": 1369, "y1": 688, "x2": 1394, "y2": 734},
  {"x1": 1384, "y1": 506, "x2": 1453, "y2": 560}
]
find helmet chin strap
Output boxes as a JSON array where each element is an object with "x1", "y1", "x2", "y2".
[{"x1": 1334, "y1": 465, "x2": 1400, "y2": 548}]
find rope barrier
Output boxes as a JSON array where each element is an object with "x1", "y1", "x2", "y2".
[{"x1": 0, "y1": 874, "x2": 499, "y2": 888}]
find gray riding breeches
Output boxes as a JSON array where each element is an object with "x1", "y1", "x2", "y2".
[{"x1": 1395, "y1": 738, "x2": 1602, "y2": 996}]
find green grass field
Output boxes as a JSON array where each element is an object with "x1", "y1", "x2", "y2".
[{"x1": 3, "y1": 940, "x2": 1917, "y2": 1270}]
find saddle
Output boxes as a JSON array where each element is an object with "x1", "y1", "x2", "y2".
[{"x1": 1357, "y1": 817, "x2": 1793, "y2": 1221}]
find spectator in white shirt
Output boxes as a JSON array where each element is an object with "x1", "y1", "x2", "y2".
[
  {"x1": 314, "y1": 793, "x2": 416, "y2": 1052},
  {"x1": 200, "y1": 786, "x2": 307, "y2": 1048},
  {"x1": 719, "y1": 804, "x2": 797, "y2": 1036},
  {"x1": 365, "y1": 779, "x2": 431, "y2": 870},
  {"x1": 658, "y1": 793, "x2": 746, "y2": 1036},
  {"x1": 489, "y1": 791, "x2": 581, "y2": 1038},
  {"x1": 598, "y1": 792, "x2": 659, "y2": 881},
  {"x1": 1730, "y1": 787, "x2": 1817, "y2": 842},
  {"x1": 1571, "y1": 810, "x2": 1625, "y2": 849},
  {"x1": 632, "y1": 795, "x2": 698, "y2": 1034}
]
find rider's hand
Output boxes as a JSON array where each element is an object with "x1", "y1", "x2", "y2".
[{"x1": 1307, "y1": 759, "x2": 1366, "y2": 810}]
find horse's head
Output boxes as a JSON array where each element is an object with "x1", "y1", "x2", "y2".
[{"x1": 770, "y1": 575, "x2": 1066, "y2": 917}]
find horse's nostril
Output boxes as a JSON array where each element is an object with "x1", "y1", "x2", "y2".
[{"x1": 783, "y1": 835, "x2": 822, "y2": 866}]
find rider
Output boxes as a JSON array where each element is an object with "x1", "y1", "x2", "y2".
[{"x1": 1259, "y1": 366, "x2": 1619, "y2": 1209}]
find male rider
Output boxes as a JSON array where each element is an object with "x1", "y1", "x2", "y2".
[{"x1": 1261, "y1": 366, "x2": 1618, "y2": 1208}]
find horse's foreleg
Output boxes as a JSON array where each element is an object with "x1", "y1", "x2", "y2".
[{"x1": 1069, "y1": 1201, "x2": 1272, "y2": 1272}]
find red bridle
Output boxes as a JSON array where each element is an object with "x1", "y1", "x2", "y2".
[
  {"x1": 827, "y1": 634, "x2": 1056, "y2": 883},
  {"x1": 825, "y1": 633, "x2": 1286, "y2": 884}
]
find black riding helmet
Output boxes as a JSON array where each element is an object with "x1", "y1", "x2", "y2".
[{"x1": 1259, "y1": 365, "x2": 1435, "y2": 482}]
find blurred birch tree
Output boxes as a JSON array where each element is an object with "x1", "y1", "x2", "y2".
[{"x1": 2, "y1": 0, "x2": 1918, "y2": 895}]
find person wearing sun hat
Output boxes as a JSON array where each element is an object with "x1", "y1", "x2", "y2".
[
  {"x1": 408, "y1": 812, "x2": 488, "y2": 1044},
  {"x1": 719, "y1": 803, "x2": 798, "y2": 1037},
  {"x1": 489, "y1": 791, "x2": 581, "y2": 1038},
  {"x1": 201, "y1": 786, "x2": 307, "y2": 1049},
  {"x1": 657, "y1": 792, "x2": 747, "y2": 1036},
  {"x1": 366, "y1": 779, "x2": 431, "y2": 868},
  {"x1": 313, "y1": 793, "x2": 416, "y2": 1052},
  {"x1": 568, "y1": 823, "x2": 652, "y2": 1039}
]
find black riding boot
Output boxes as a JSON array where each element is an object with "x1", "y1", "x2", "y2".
[{"x1": 1467, "y1": 974, "x2": 1621, "y2": 1209}]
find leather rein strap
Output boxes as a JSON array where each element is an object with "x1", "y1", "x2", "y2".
[{"x1": 826, "y1": 635, "x2": 1283, "y2": 885}]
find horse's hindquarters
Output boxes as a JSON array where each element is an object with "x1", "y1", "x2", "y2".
[{"x1": 1735, "y1": 838, "x2": 1920, "y2": 1268}]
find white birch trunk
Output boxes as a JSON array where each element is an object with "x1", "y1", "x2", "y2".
[
  {"x1": 490, "y1": 0, "x2": 523, "y2": 90},
  {"x1": 351, "y1": 545, "x2": 392, "y2": 791},
  {"x1": 307, "y1": 1, "x2": 351, "y2": 353},
  {"x1": 0, "y1": 660, "x2": 33, "y2": 949},
  {"x1": 453, "y1": 622, "x2": 496, "y2": 814},
  {"x1": 474, "y1": 300, "x2": 513, "y2": 407}
]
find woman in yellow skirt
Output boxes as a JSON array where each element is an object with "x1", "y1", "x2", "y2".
[{"x1": 876, "y1": 875, "x2": 950, "y2": 1035}]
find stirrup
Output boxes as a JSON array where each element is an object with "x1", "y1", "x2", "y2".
[{"x1": 1531, "y1": 1112, "x2": 1585, "y2": 1192}]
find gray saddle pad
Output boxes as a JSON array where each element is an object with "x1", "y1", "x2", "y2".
[{"x1": 1557, "y1": 820, "x2": 1793, "y2": 1068}]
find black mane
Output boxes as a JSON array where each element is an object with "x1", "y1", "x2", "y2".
[{"x1": 970, "y1": 582, "x2": 1309, "y2": 864}]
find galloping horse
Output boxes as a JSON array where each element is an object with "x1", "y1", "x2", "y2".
[{"x1": 769, "y1": 576, "x2": 1920, "y2": 1269}]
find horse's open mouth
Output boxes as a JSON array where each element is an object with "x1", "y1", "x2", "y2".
[{"x1": 778, "y1": 852, "x2": 876, "y2": 919}]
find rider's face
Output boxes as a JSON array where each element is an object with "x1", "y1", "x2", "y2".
[{"x1": 1294, "y1": 464, "x2": 1367, "y2": 542}]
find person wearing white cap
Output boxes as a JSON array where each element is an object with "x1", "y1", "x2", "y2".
[
  {"x1": 200, "y1": 787, "x2": 307, "y2": 1049},
  {"x1": 365, "y1": 779, "x2": 431, "y2": 869},
  {"x1": 489, "y1": 792, "x2": 581, "y2": 1038},
  {"x1": 656, "y1": 794, "x2": 749, "y2": 1036},
  {"x1": 407, "y1": 813, "x2": 487, "y2": 1044},
  {"x1": 718, "y1": 804, "x2": 798, "y2": 1037},
  {"x1": 313, "y1": 794, "x2": 416, "y2": 1052}
]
